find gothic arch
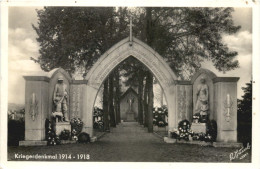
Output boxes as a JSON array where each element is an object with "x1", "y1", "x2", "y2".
[{"x1": 82, "y1": 37, "x2": 178, "y2": 137}]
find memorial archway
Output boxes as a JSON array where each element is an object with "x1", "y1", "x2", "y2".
[{"x1": 82, "y1": 37, "x2": 178, "y2": 137}]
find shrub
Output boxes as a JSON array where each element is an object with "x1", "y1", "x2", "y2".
[
  {"x1": 8, "y1": 119, "x2": 25, "y2": 146},
  {"x1": 78, "y1": 132, "x2": 90, "y2": 143},
  {"x1": 59, "y1": 129, "x2": 71, "y2": 140}
]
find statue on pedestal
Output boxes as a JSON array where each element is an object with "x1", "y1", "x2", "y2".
[
  {"x1": 53, "y1": 75, "x2": 69, "y2": 122},
  {"x1": 195, "y1": 77, "x2": 209, "y2": 123},
  {"x1": 127, "y1": 96, "x2": 135, "y2": 112}
]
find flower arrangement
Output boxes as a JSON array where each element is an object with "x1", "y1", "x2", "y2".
[
  {"x1": 70, "y1": 118, "x2": 83, "y2": 135},
  {"x1": 59, "y1": 129, "x2": 71, "y2": 140},
  {"x1": 71, "y1": 129, "x2": 78, "y2": 141},
  {"x1": 171, "y1": 119, "x2": 218, "y2": 142},
  {"x1": 171, "y1": 119, "x2": 194, "y2": 141},
  {"x1": 45, "y1": 119, "x2": 60, "y2": 146},
  {"x1": 93, "y1": 107, "x2": 103, "y2": 117},
  {"x1": 93, "y1": 107, "x2": 104, "y2": 130},
  {"x1": 192, "y1": 113, "x2": 200, "y2": 123},
  {"x1": 153, "y1": 106, "x2": 168, "y2": 127},
  {"x1": 78, "y1": 132, "x2": 90, "y2": 143}
]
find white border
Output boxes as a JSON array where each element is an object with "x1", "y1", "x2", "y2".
[{"x1": 1, "y1": 1, "x2": 259, "y2": 169}]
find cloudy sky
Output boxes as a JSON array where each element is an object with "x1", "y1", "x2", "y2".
[{"x1": 8, "y1": 7, "x2": 252, "y2": 104}]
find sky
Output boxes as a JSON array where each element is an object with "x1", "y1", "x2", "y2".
[{"x1": 7, "y1": 7, "x2": 252, "y2": 105}]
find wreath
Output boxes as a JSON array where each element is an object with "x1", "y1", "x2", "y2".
[
  {"x1": 45, "y1": 119, "x2": 60, "y2": 146},
  {"x1": 59, "y1": 129, "x2": 71, "y2": 140},
  {"x1": 93, "y1": 107, "x2": 104, "y2": 130},
  {"x1": 70, "y1": 118, "x2": 83, "y2": 135},
  {"x1": 171, "y1": 119, "x2": 194, "y2": 141},
  {"x1": 153, "y1": 106, "x2": 168, "y2": 127}
]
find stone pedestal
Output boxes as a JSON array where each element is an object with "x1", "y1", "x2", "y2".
[
  {"x1": 213, "y1": 77, "x2": 239, "y2": 142},
  {"x1": 153, "y1": 126, "x2": 167, "y2": 132},
  {"x1": 191, "y1": 123, "x2": 207, "y2": 133},
  {"x1": 55, "y1": 122, "x2": 71, "y2": 135},
  {"x1": 19, "y1": 140, "x2": 47, "y2": 146},
  {"x1": 213, "y1": 142, "x2": 243, "y2": 148},
  {"x1": 126, "y1": 111, "x2": 135, "y2": 121},
  {"x1": 20, "y1": 76, "x2": 49, "y2": 147},
  {"x1": 164, "y1": 137, "x2": 177, "y2": 143}
]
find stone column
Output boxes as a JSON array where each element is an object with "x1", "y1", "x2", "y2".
[
  {"x1": 164, "y1": 84, "x2": 177, "y2": 137},
  {"x1": 213, "y1": 77, "x2": 241, "y2": 146},
  {"x1": 81, "y1": 84, "x2": 99, "y2": 140},
  {"x1": 19, "y1": 76, "x2": 49, "y2": 146},
  {"x1": 69, "y1": 80, "x2": 87, "y2": 119}
]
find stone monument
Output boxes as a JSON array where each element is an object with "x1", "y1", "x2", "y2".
[
  {"x1": 120, "y1": 87, "x2": 138, "y2": 122},
  {"x1": 52, "y1": 75, "x2": 69, "y2": 122},
  {"x1": 191, "y1": 76, "x2": 209, "y2": 134},
  {"x1": 126, "y1": 95, "x2": 135, "y2": 121},
  {"x1": 52, "y1": 75, "x2": 71, "y2": 136}
]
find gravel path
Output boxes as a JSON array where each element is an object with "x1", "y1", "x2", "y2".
[{"x1": 8, "y1": 122, "x2": 251, "y2": 162}]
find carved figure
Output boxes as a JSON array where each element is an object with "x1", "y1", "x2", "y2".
[
  {"x1": 53, "y1": 75, "x2": 69, "y2": 122},
  {"x1": 127, "y1": 95, "x2": 135, "y2": 112},
  {"x1": 195, "y1": 77, "x2": 209, "y2": 122}
]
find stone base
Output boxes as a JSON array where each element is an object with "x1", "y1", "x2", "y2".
[
  {"x1": 164, "y1": 137, "x2": 177, "y2": 143},
  {"x1": 177, "y1": 140, "x2": 212, "y2": 146},
  {"x1": 60, "y1": 140, "x2": 77, "y2": 144},
  {"x1": 90, "y1": 136, "x2": 97, "y2": 142},
  {"x1": 213, "y1": 142, "x2": 243, "y2": 148},
  {"x1": 19, "y1": 140, "x2": 47, "y2": 146},
  {"x1": 153, "y1": 126, "x2": 167, "y2": 132},
  {"x1": 191, "y1": 123, "x2": 207, "y2": 133},
  {"x1": 55, "y1": 122, "x2": 71, "y2": 135},
  {"x1": 126, "y1": 112, "x2": 135, "y2": 121}
]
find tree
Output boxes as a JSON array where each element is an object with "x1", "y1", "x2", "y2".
[
  {"x1": 33, "y1": 7, "x2": 240, "y2": 131},
  {"x1": 108, "y1": 74, "x2": 116, "y2": 127},
  {"x1": 237, "y1": 81, "x2": 252, "y2": 146},
  {"x1": 103, "y1": 79, "x2": 109, "y2": 131},
  {"x1": 33, "y1": 7, "x2": 240, "y2": 78},
  {"x1": 32, "y1": 7, "x2": 129, "y2": 75}
]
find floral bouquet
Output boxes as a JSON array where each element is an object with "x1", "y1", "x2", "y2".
[
  {"x1": 192, "y1": 113, "x2": 200, "y2": 123},
  {"x1": 70, "y1": 118, "x2": 83, "y2": 135},
  {"x1": 45, "y1": 119, "x2": 60, "y2": 145},
  {"x1": 153, "y1": 106, "x2": 168, "y2": 127},
  {"x1": 71, "y1": 129, "x2": 78, "y2": 141},
  {"x1": 59, "y1": 129, "x2": 71, "y2": 140},
  {"x1": 171, "y1": 120, "x2": 194, "y2": 141},
  {"x1": 93, "y1": 107, "x2": 103, "y2": 117}
]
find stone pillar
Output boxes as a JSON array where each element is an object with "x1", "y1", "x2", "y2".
[
  {"x1": 164, "y1": 84, "x2": 177, "y2": 137},
  {"x1": 213, "y1": 77, "x2": 241, "y2": 146},
  {"x1": 175, "y1": 81, "x2": 193, "y2": 123},
  {"x1": 69, "y1": 80, "x2": 87, "y2": 119},
  {"x1": 81, "y1": 84, "x2": 99, "y2": 139},
  {"x1": 19, "y1": 76, "x2": 49, "y2": 146}
]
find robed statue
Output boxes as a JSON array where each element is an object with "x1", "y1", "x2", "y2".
[{"x1": 195, "y1": 77, "x2": 209, "y2": 122}]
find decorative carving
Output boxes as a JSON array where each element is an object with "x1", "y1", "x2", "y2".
[
  {"x1": 177, "y1": 86, "x2": 186, "y2": 121},
  {"x1": 223, "y1": 94, "x2": 233, "y2": 122},
  {"x1": 29, "y1": 93, "x2": 38, "y2": 121},
  {"x1": 70, "y1": 85, "x2": 81, "y2": 118},
  {"x1": 91, "y1": 48, "x2": 173, "y2": 89},
  {"x1": 194, "y1": 76, "x2": 209, "y2": 123}
]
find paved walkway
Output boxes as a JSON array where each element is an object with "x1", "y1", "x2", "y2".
[
  {"x1": 8, "y1": 122, "x2": 251, "y2": 162},
  {"x1": 100, "y1": 122, "x2": 162, "y2": 144}
]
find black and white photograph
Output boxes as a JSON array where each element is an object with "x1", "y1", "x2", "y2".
[{"x1": 0, "y1": 1, "x2": 259, "y2": 168}]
